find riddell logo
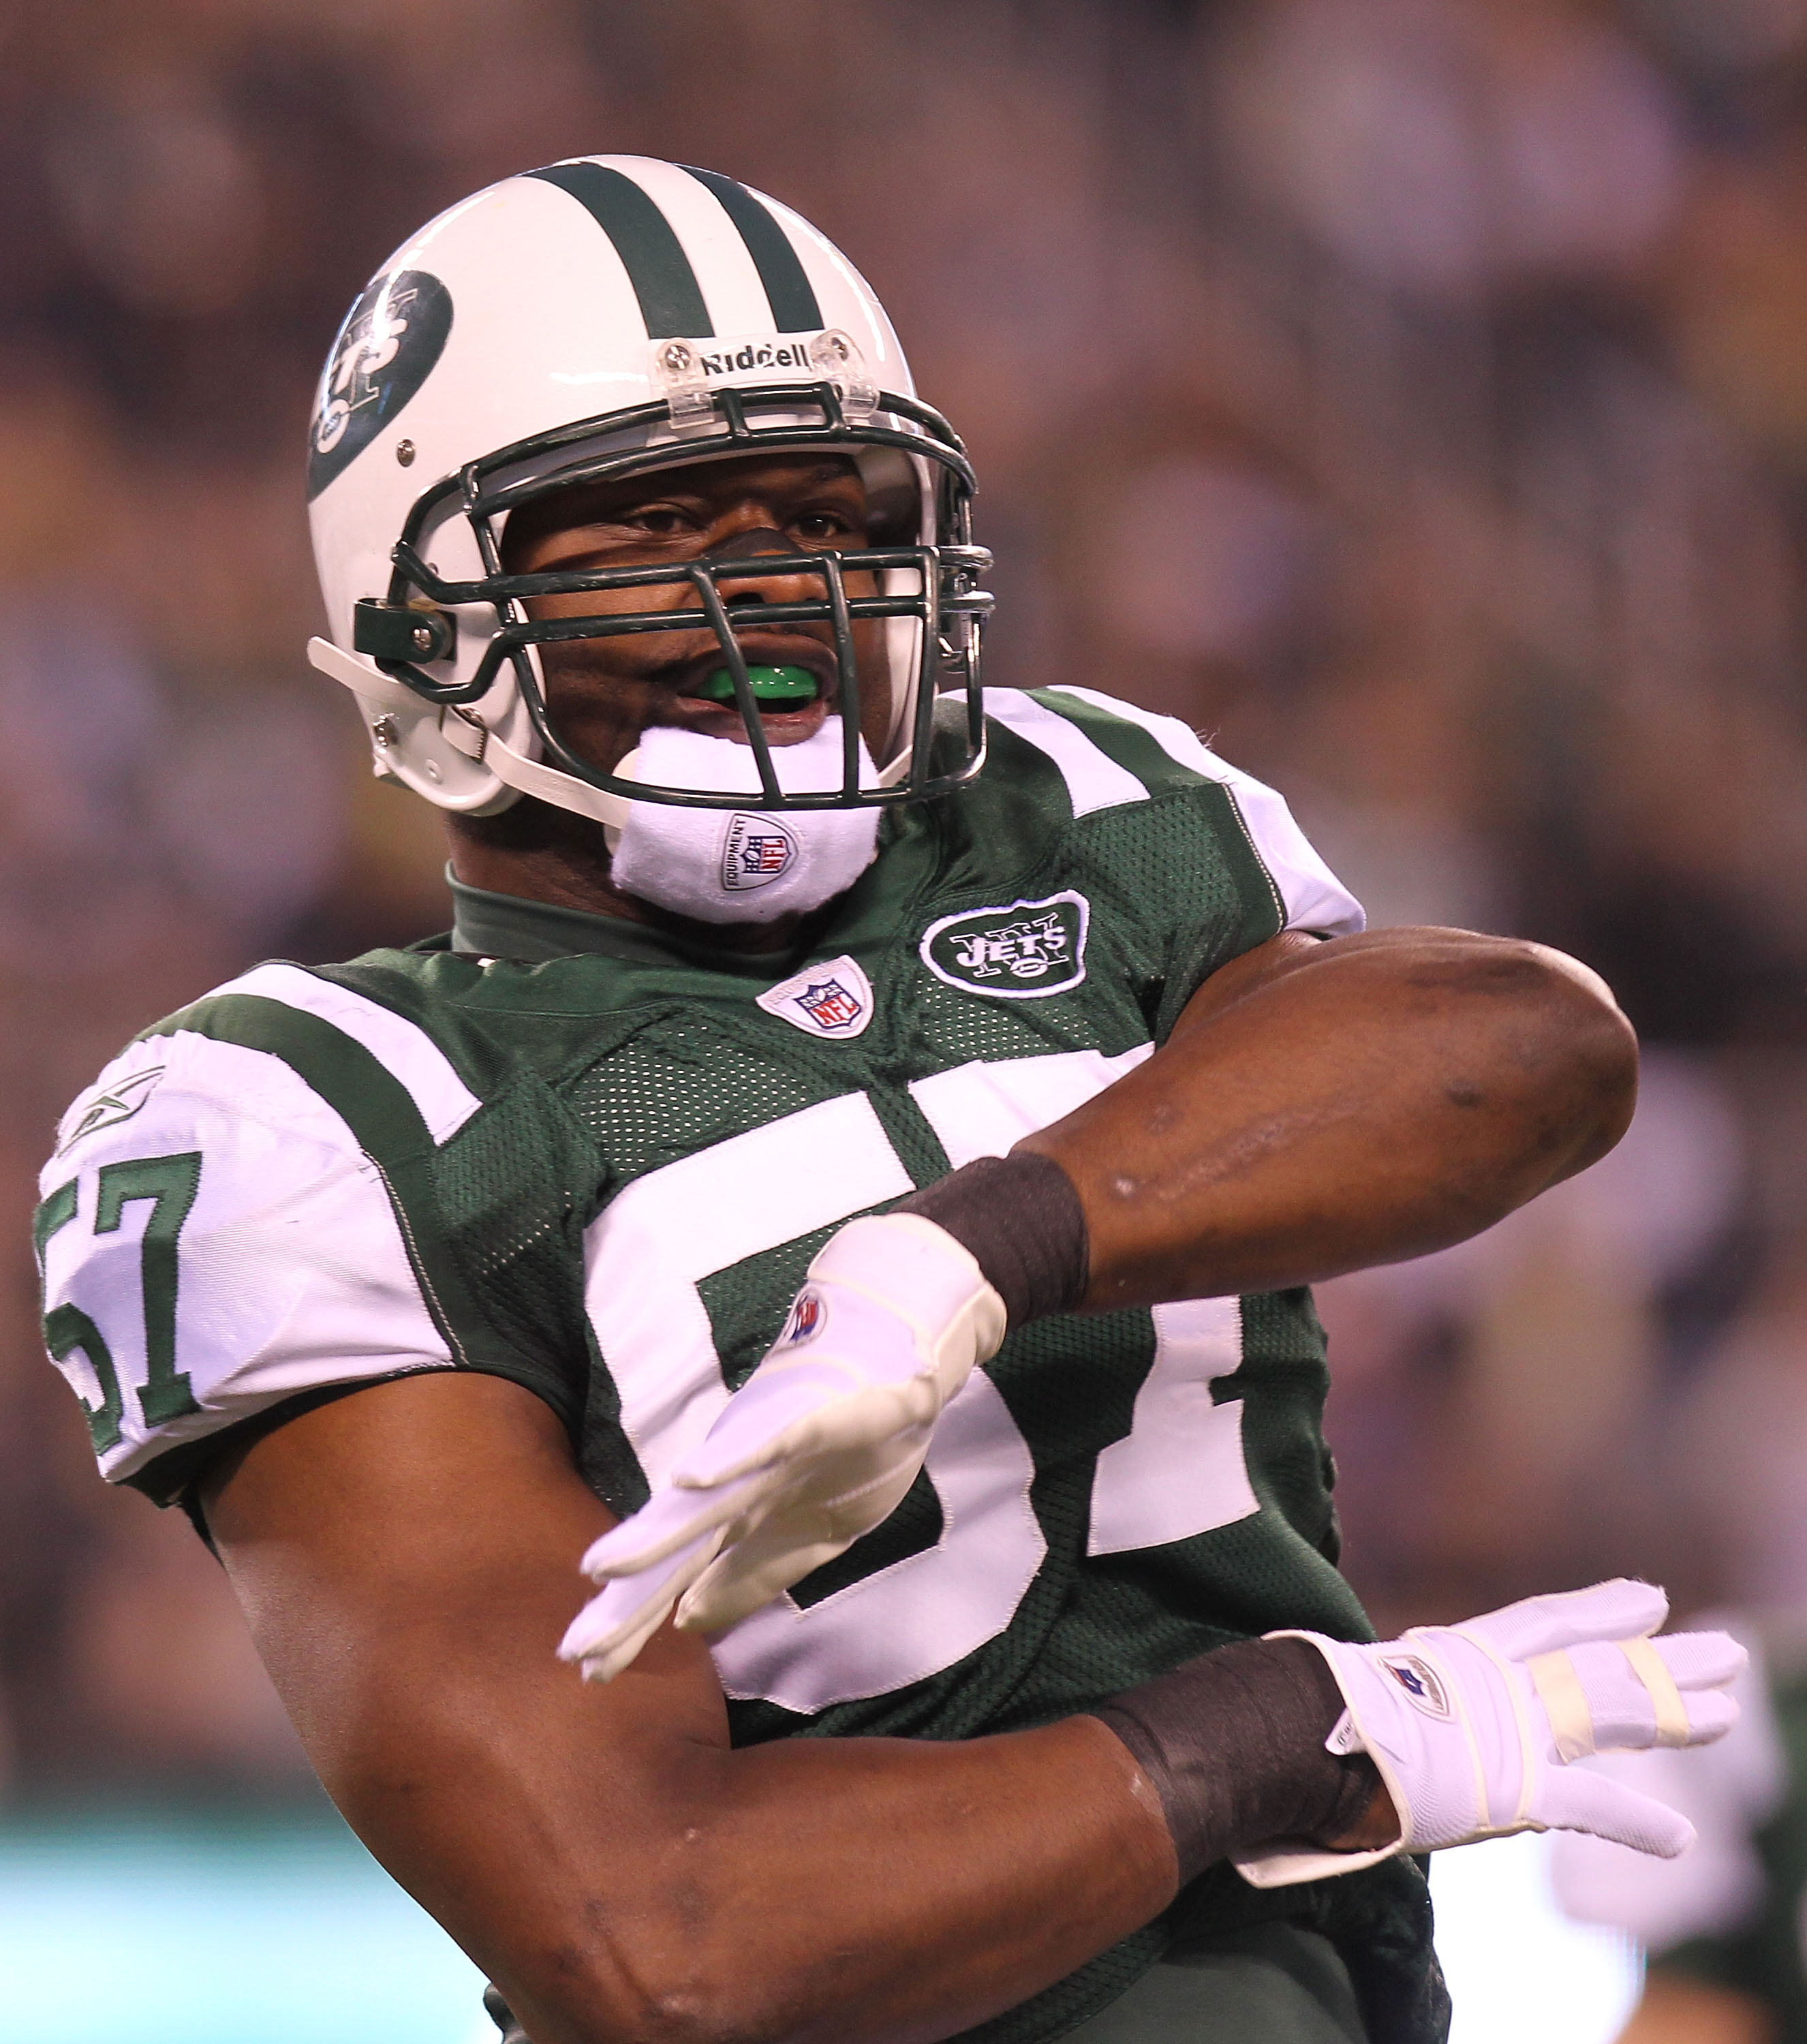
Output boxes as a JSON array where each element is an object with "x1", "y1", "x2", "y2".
[
  {"x1": 696, "y1": 341, "x2": 814, "y2": 377},
  {"x1": 721, "y1": 814, "x2": 798, "y2": 890}
]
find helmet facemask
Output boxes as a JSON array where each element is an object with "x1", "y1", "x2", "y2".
[{"x1": 348, "y1": 372, "x2": 993, "y2": 824}]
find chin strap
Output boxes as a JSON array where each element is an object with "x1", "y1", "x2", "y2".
[
  {"x1": 479, "y1": 729, "x2": 634, "y2": 838},
  {"x1": 305, "y1": 635, "x2": 914, "y2": 835},
  {"x1": 308, "y1": 636, "x2": 634, "y2": 837}
]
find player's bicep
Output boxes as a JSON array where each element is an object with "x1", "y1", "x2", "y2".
[
  {"x1": 201, "y1": 1371, "x2": 732, "y2": 2017},
  {"x1": 1165, "y1": 927, "x2": 1329, "y2": 1039}
]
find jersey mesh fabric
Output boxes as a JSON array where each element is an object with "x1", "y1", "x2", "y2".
[
  {"x1": 48, "y1": 690, "x2": 1441, "y2": 2044},
  {"x1": 567, "y1": 1014, "x2": 829, "y2": 1180}
]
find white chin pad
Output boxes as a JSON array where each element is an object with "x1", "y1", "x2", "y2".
[{"x1": 609, "y1": 719, "x2": 882, "y2": 924}]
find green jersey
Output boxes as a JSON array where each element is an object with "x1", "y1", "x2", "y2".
[{"x1": 36, "y1": 687, "x2": 1445, "y2": 2043}]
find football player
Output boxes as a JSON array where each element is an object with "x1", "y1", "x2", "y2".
[{"x1": 36, "y1": 158, "x2": 1743, "y2": 2044}]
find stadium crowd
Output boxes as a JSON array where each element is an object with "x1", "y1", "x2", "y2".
[{"x1": 5, "y1": 1, "x2": 1807, "y2": 1909}]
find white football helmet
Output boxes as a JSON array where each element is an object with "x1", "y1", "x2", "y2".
[{"x1": 304, "y1": 155, "x2": 991, "y2": 829}]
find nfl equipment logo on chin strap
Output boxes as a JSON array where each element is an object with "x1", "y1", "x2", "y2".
[
  {"x1": 756, "y1": 955, "x2": 875, "y2": 1039},
  {"x1": 722, "y1": 814, "x2": 799, "y2": 891}
]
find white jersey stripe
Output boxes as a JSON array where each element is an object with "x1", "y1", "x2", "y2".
[
  {"x1": 221, "y1": 963, "x2": 483, "y2": 1145},
  {"x1": 909, "y1": 1044, "x2": 1260, "y2": 1554},
  {"x1": 910, "y1": 1045, "x2": 1154, "y2": 1169},
  {"x1": 1087, "y1": 1297, "x2": 1260, "y2": 1553},
  {"x1": 1044, "y1": 687, "x2": 1365, "y2": 938},
  {"x1": 984, "y1": 690, "x2": 1149, "y2": 818},
  {"x1": 585, "y1": 1091, "x2": 914, "y2": 1490},
  {"x1": 713, "y1": 1371, "x2": 1045, "y2": 1711}
]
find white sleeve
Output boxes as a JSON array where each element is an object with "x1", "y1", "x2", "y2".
[
  {"x1": 1044, "y1": 685, "x2": 1365, "y2": 938},
  {"x1": 37, "y1": 1027, "x2": 453, "y2": 1493}
]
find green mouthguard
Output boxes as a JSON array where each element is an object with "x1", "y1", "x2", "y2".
[{"x1": 694, "y1": 664, "x2": 820, "y2": 706}]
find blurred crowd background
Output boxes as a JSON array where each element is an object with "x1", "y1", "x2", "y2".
[{"x1": 5, "y1": 0, "x2": 1807, "y2": 1823}]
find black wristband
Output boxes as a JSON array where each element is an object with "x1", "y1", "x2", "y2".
[
  {"x1": 1090, "y1": 1637, "x2": 1380, "y2": 1885},
  {"x1": 895, "y1": 1151, "x2": 1089, "y2": 1329}
]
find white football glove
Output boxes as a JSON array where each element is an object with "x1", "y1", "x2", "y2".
[
  {"x1": 1237, "y1": 1579, "x2": 1746, "y2": 1887},
  {"x1": 559, "y1": 1213, "x2": 1006, "y2": 1683}
]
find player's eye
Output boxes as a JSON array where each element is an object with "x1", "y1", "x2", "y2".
[
  {"x1": 620, "y1": 504, "x2": 697, "y2": 538},
  {"x1": 792, "y1": 510, "x2": 859, "y2": 544}
]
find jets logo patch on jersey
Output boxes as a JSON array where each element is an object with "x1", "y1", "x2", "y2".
[
  {"x1": 920, "y1": 891, "x2": 1090, "y2": 999},
  {"x1": 1381, "y1": 1652, "x2": 1454, "y2": 1721},
  {"x1": 722, "y1": 813, "x2": 799, "y2": 891},
  {"x1": 755, "y1": 955, "x2": 874, "y2": 1038}
]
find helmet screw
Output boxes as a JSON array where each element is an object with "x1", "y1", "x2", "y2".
[
  {"x1": 411, "y1": 623, "x2": 435, "y2": 653},
  {"x1": 396, "y1": 439, "x2": 416, "y2": 467},
  {"x1": 662, "y1": 341, "x2": 693, "y2": 374},
  {"x1": 371, "y1": 714, "x2": 399, "y2": 749}
]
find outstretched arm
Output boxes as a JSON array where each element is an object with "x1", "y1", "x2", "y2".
[
  {"x1": 1023, "y1": 925, "x2": 1637, "y2": 1308},
  {"x1": 208, "y1": 1372, "x2": 1734, "y2": 2044},
  {"x1": 204, "y1": 1372, "x2": 1179, "y2": 2044},
  {"x1": 568, "y1": 924, "x2": 1637, "y2": 1669}
]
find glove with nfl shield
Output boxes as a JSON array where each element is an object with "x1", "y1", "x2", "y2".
[
  {"x1": 560, "y1": 1214, "x2": 1006, "y2": 1684},
  {"x1": 1233, "y1": 1579, "x2": 1746, "y2": 1886}
]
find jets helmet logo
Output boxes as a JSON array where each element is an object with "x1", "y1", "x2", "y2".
[
  {"x1": 722, "y1": 814, "x2": 799, "y2": 891},
  {"x1": 307, "y1": 268, "x2": 454, "y2": 500},
  {"x1": 920, "y1": 891, "x2": 1090, "y2": 1000}
]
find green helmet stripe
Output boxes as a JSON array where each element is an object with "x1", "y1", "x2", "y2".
[
  {"x1": 680, "y1": 166, "x2": 824, "y2": 334},
  {"x1": 526, "y1": 161, "x2": 714, "y2": 339}
]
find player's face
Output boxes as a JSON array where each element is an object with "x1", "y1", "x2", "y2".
[{"x1": 501, "y1": 452, "x2": 891, "y2": 776}]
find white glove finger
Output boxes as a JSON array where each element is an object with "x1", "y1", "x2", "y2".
[
  {"x1": 577, "y1": 1470, "x2": 780, "y2": 1580},
  {"x1": 1534, "y1": 1763, "x2": 1697, "y2": 1859},
  {"x1": 1651, "y1": 1630, "x2": 1749, "y2": 1692},
  {"x1": 672, "y1": 1362, "x2": 865, "y2": 1488},
  {"x1": 1530, "y1": 1630, "x2": 1744, "y2": 1759},
  {"x1": 676, "y1": 1374, "x2": 931, "y2": 1490},
  {"x1": 1665, "y1": 1688, "x2": 1738, "y2": 1746},
  {"x1": 1457, "y1": 1579, "x2": 1669, "y2": 1662},
  {"x1": 674, "y1": 1458, "x2": 926, "y2": 1634},
  {"x1": 676, "y1": 1530, "x2": 851, "y2": 1634},
  {"x1": 1554, "y1": 1641, "x2": 1697, "y2": 1751},
  {"x1": 557, "y1": 1523, "x2": 727, "y2": 1682}
]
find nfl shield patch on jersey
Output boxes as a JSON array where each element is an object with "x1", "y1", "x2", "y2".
[
  {"x1": 755, "y1": 955, "x2": 875, "y2": 1038},
  {"x1": 919, "y1": 891, "x2": 1090, "y2": 999}
]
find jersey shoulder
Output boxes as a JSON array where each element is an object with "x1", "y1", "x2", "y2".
[
  {"x1": 37, "y1": 957, "x2": 583, "y2": 1502},
  {"x1": 976, "y1": 686, "x2": 1363, "y2": 940}
]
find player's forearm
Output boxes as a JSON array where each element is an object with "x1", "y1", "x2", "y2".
[
  {"x1": 307, "y1": 1666, "x2": 1173, "y2": 2044},
  {"x1": 585, "y1": 1718, "x2": 1175, "y2": 2044},
  {"x1": 1020, "y1": 926, "x2": 1637, "y2": 1307},
  {"x1": 206, "y1": 1376, "x2": 1177, "y2": 2044}
]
